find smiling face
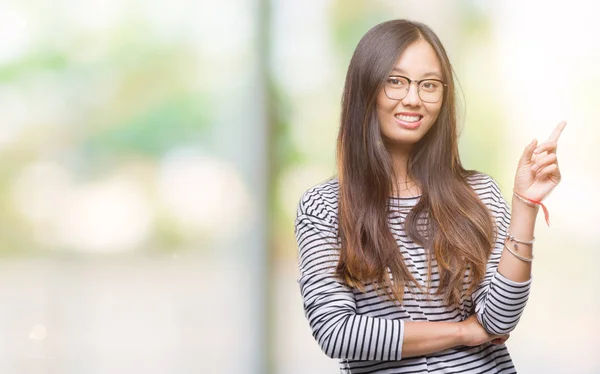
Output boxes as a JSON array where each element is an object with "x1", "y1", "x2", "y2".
[{"x1": 376, "y1": 39, "x2": 444, "y2": 153}]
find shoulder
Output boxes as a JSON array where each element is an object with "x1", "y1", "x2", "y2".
[
  {"x1": 464, "y1": 170, "x2": 509, "y2": 214},
  {"x1": 295, "y1": 177, "x2": 339, "y2": 225}
]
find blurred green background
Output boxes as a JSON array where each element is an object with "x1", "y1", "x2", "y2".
[{"x1": 0, "y1": 0, "x2": 598, "y2": 373}]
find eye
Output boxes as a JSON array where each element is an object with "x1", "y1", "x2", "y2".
[
  {"x1": 386, "y1": 77, "x2": 407, "y2": 86},
  {"x1": 420, "y1": 80, "x2": 440, "y2": 91}
]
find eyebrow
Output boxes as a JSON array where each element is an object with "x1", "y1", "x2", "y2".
[{"x1": 390, "y1": 67, "x2": 442, "y2": 79}]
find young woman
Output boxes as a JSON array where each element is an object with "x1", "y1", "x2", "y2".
[{"x1": 294, "y1": 19, "x2": 565, "y2": 373}]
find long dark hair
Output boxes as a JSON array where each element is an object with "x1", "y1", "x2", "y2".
[{"x1": 336, "y1": 19, "x2": 496, "y2": 306}]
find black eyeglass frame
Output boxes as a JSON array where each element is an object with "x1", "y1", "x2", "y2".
[{"x1": 383, "y1": 75, "x2": 448, "y2": 103}]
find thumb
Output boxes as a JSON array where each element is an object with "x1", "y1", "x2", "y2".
[{"x1": 519, "y1": 139, "x2": 538, "y2": 166}]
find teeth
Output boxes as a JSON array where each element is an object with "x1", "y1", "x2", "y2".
[{"x1": 395, "y1": 114, "x2": 421, "y2": 122}]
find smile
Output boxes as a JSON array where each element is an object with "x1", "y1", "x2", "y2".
[
  {"x1": 394, "y1": 113, "x2": 423, "y2": 129},
  {"x1": 394, "y1": 114, "x2": 422, "y2": 122}
]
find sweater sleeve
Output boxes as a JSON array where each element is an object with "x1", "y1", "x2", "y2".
[
  {"x1": 471, "y1": 175, "x2": 532, "y2": 335},
  {"x1": 294, "y1": 190, "x2": 405, "y2": 360}
]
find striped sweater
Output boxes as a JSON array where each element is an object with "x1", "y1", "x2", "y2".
[{"x1": 294, "y1": 172, "x2": 531, "y2": 373}]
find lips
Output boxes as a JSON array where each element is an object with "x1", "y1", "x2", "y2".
[{"x1": 394, "y1": 112, "x2": 423, "y2": 129}]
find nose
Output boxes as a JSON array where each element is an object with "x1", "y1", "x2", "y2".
[{"x1": 401, "y1": 82, "x2": 421, "y2": 106}]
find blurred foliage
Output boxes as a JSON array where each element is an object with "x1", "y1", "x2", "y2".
[
  {"x1": 82, "y1": 93, "x2": 211, "y2": 160},
  {"x1": 0, "y1": 9, "x2": 215, "y2": 255},
  {"x1": 330, "y1": 1, "x2": 398, "y2": 66},
  {"x1": 455, "y1": 4, "x2": 503, "y2": 176},
  {"x1": 0, "y1": 50, "x2": 70, "y2": 82}
]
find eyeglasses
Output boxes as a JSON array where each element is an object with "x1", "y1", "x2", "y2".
[{"x1": 383, "y1": 75, "x2": 447, "y2": 103}]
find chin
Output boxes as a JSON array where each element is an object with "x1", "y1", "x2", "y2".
[
  {"x1": 384, "y1": 129, "x2": 426, "y2": 142},
  {"x1": 382, "y1": 135, "x2": 420, "y2": 150}
]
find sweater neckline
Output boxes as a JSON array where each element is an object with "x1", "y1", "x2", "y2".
[{"x1": 388, "y1": 194, "x2": 421, "y2": 207}]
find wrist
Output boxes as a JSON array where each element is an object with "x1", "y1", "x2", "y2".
[
  {"x1": 511, "y1": 195, "x2": 540, "y2": 210},
  {"x1": 512, "y1": 188, "x2": 551, "y2": 227}
]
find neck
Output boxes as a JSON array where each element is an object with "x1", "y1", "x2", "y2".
[{"x1": 387, "y1": 144, "x2": 420, "y2": 197}]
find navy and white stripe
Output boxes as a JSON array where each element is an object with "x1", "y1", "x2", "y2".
[{"x1": 294, "y1": 172, "x2": 531, "y2": 373}]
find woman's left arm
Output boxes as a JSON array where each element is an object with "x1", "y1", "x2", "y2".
[
  {"x1": 498, "y1": 121, "x2": 566, "y2": 282},
  {"x1": 474, "y1": 121, "x2": 567, "y2": 335}
]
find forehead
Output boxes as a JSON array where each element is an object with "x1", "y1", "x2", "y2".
[{"x1": 391, "y1": 40, "x2": 442, "y2": 78}]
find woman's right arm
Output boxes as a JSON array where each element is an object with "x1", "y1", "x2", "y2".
[
  {"x1": 403, "y1": 315, "x2": 507, "y2": 358},
  {"x1": 295, "y1": 194, "x2": 503, "y2": 360}
]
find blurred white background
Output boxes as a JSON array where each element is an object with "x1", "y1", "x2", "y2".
[{"x1": 0, "y1": 0, "x2": 598, "y2": 373}]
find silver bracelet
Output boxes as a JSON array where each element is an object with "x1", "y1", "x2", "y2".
[
  {"x1": 503, "y1": 243, "x2": 534, "y2": 262},
  {"x1": 507, "y1": 232, "x2": 535, "y2": 245}
]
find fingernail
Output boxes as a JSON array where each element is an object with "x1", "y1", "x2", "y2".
[{"x1": 533, "y1": 148, "x2": 540, "y2": 154}]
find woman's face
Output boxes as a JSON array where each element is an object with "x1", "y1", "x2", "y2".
[{"x1": 376, "y1": 40, "x2": 444, "y2": 152}]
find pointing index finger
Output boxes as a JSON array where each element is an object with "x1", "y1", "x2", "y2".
[{"x1": 547, "y1": 121, "x2": 567, "y2": 143}]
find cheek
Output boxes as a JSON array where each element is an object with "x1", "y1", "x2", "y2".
[
  {"x1": 425, "y1": 103, "x2": 443, "y2": 123},
  {"x1": 376, "y1": 94, "x2": 394, "y2": 123},
  {"x1": 377, "y1": 104, "x2": 390, "y2": 119}
]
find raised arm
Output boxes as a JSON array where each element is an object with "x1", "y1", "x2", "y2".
[
  {"x1": 472, "y1": 122, "x2": 566, "y2": 335},
  {"x1": 498, "y1": 121, "x2": 566, "y2": 283}
]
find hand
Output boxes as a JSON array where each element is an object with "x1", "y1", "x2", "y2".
[
  {"x1": 514, "y1": 121, "x2": 567, "y2": 202},
  {"x1": 459, "y1": 314, "x2": 510, "y2": 346}
]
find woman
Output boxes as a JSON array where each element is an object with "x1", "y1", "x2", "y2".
[{"x1": 294, "y1": 19, "x2": 565, "y2": 373}]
